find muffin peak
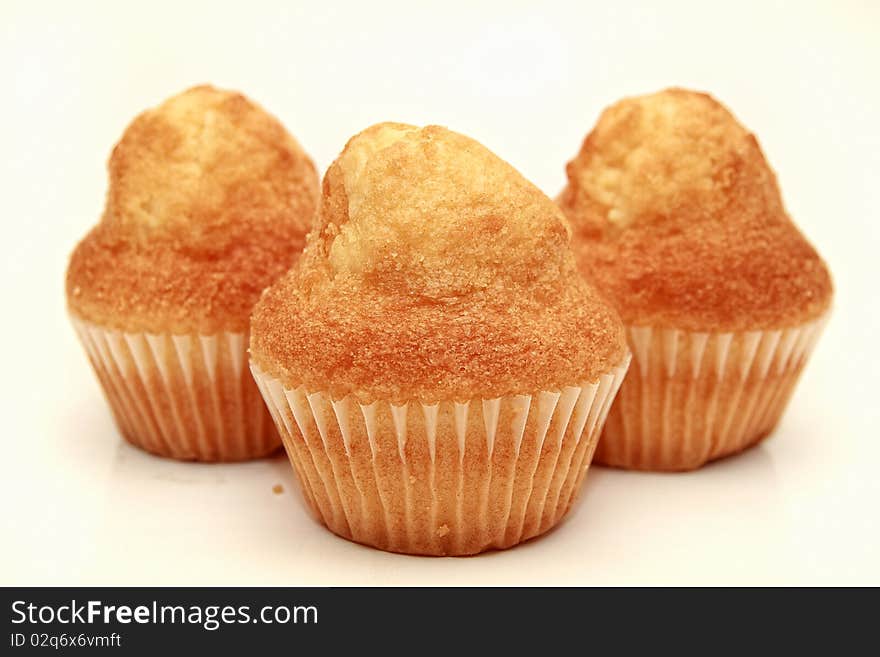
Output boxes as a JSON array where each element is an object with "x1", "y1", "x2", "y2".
[
  {"x1": 251, "y1": 123, "x2": 627, "y2": 403},
  {"x1": 318, "y1": 123, "x2": 582, "y2": 299},
  {"x1": 66, "y1": 85, "x2": 319, "y2": 333},
  {"x1": 560, "y1": 88, "x2": 832, "y2": 331}
]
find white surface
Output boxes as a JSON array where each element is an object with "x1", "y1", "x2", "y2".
[{"x1": 1, "y1": 0, "x2": 878, "y2": 585}]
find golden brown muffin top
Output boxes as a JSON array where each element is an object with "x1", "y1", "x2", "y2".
[
  {"x1": 559, "y1": 88, "x2": 832, "y2": 332},
  {"x1": 66, "y1": 85, "x2": 319, "y2": 334},
  {"x1": 251, "y1": 123, "x2": 627, "y2": 403}
]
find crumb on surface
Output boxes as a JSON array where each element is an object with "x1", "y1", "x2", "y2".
[{"x1": 272, "y1": 484, "x2": 284, "y2": 495}]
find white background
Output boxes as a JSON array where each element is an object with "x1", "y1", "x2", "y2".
[{"x1": 1, "y1": 0, "x2": 878, "y2": 585}]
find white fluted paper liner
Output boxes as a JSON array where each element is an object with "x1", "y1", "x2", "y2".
[
  {"x1": 71, "y1": 316, "x2": 279, "y2": 461},
  {"x1": 597, "y1": 314, "x2": 829, "y2": 471},
  {"x1": 250, "y1": 355, "x2": 630, "y2": 556}
]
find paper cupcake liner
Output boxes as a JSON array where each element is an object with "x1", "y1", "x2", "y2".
[
  {"x1": 71, "y1": 317, "x2": 279, "y2": 461},
  {"x1": 596, "y1": 314, "x2": 828, "y2": 471},
  {"x1": 251, "y1": 356, "x2": 630, "y2": 556}
]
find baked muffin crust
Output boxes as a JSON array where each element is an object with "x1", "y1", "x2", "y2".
[
  {"x1": 559, "y1": 88, "x2": 832, "y2": 332},
  {"x1": 66, "y1": 85, "x2": 319, "y2": 334},
  {"x1": 251, "y1": 123, "x2": 627, "y2": 403}
]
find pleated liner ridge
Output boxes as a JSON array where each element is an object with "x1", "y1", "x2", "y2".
[
  {"x1": 251, "y1": 355, "x2": 630, "y2": 556},
  {"x1": 71, "y1": 316, "x2": 279, "y2": 462},
  {"x1": 597, "y1": 315, "x2": 828, "y2": 471}
]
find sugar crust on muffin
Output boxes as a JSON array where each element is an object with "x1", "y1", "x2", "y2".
[
  {"x1": 251, "y1": 123, "x2": 627, "y2": 403},
  {"x1": 559, "y1": 88, "x2": 832, "y2": 332},
  {"x1": 66, "y1": 85, "x2": 319, "y2": 334}
]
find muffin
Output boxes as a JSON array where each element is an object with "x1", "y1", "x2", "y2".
[
  {"x1": 558, "y1": 88, "x2": 832, "y2": 471},
  {"x1": 67, "y1": 85, "x2": 319, "y2": 461},
  {"x1": 250, "y1": 123, "x2": 630, "y2": 555}
]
